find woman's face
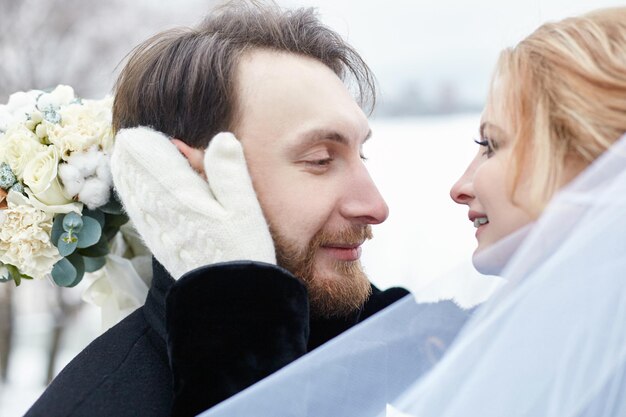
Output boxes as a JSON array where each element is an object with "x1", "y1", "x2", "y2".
[
  {"x1": 450, "y1": 88, "x2": 586, "y2": 257},
  {"x1": 449, "y1": 102, "x2": 534, "y2": 255}
]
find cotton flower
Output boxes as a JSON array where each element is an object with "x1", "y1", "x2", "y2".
[
  {"x1": 80, "y1": 177, "x2": 111, "y2": 209},
  {"x1": 0, "y1": 191, "x2": 61, "y2": 280},
  {"x1": 66, "y1": 145, "x2": 100, "y2": 177},
  {"x1": 58, "y1": 163, "x2": 85, "y2": 197},
  {"x1": 58, "y1": 145, "x2": 112, "y2": 209}
]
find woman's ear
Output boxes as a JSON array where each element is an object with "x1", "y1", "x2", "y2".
[{"x1": 171, "y1": 139, "x2": 206, "y2": 178}]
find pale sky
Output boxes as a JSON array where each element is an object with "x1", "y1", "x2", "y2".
[{"x1": 274, "y1": 0, "x2": 625, "y2": 108}]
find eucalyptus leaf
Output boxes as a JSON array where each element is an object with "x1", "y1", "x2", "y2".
[
  {"x1": 76, "y1": 216, "x2": 102, "y2": 249},
  {"x1": 84, "y1": 256, "x2": 107, "y2": 273},
  {"x1": 63, "y1": 212, "x2": 83, "y2": 232},
  {"x1": 77, "y1": 234, "x2": 109, "y2": 257},
  {"x1": 51, "y1": 214, "x2": 66, "y2": 246},
  {"x1": 57, "y1": 232, "x2": 78, "y2": 256},
  {"x1": 82, "y1": 208, "x2": 105, "y2": 228},
  {"x1": 51, "y1": 258, "x2": 77, "y2": 287},
  {"x1": 66, "y1": 253, "x2": 85, "y2": 287}
]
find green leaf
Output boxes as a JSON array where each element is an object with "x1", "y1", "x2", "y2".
[
  {"x1": 51, "y1": 214, "x2": 66, "y2": 246},
  {"x1": 62, "y1": 212, "x2": 83, "y2": 232},
  {"x1": 76, "y1": 216, "x2": 102, "y2": 248},
  {"x1": 99, "y1": 193, "x2": 124, "y2": 215},
  {"x1": 6, "y1": 265, "x2": 21, "y2": 286},
  {"x1": 102, "y1": 213, "x2": 130, "y2": 241},
  {"x1": 105, "y1": 212, "x2": 130, "y2": 229},
  {"x1": 82, "y1": 208, "x2": 105, "y2": 228},
  {"x1": 84, "y1": 256, "x2": 107, "y2": 273},
  {"x1": 57, "y1": 232, "x2": 78, "y2": 256},
  {"x1": 77, "y1": 234, "x2": 109, "y2": 257},
  {"x1": 51, "y1": 258, "x2": 76, "y2": 287},
  {"x1": 66, "y1": 253, "x2": 85, "y2": 287},
  {"x1": 51, "y1": 254, "x2": 85, "y2": 287}
]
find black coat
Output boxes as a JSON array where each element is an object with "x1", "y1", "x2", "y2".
[{"x1": 25, "y1": 259, "x2": 410, "y2": 417}]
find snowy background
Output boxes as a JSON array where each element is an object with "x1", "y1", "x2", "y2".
[{"x1": 1, "y1": 0, "x2": 624, "y2": 415}]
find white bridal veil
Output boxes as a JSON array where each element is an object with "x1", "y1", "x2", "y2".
[{"x1": 200, "y1": 134, "x2": 626, "y2": 417}]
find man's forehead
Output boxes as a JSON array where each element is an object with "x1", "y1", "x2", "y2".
[
  {"x1": 235, "y1": 49, "x2": 352, "y2": 105},
  {"x1": 234, "y1": 48, "x2": 369, "y2": 144}
]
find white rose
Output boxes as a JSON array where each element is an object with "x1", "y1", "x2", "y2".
[
  {"x1": 22, "y1": 146, "x2": 72, "y2": 206},
  {"x1": 0, "y1": 125, "x2": 46, "y2": 178},
  {"x1": 37, "y1": 85, "x2": 75, "y2": 110},
  {"x1": 0, "y1": 190, "x2": 61, "y2": 280},
  {"x1": 24, "y1": 187, "x2": 82, "y2": 215}
]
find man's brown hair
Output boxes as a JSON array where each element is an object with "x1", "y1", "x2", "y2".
[{"x1": 112, "y1": 1, "x2": 376, "y2": 148}]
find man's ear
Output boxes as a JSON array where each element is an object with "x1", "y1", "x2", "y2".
[{"x1": 171, "y1": 139, "x2": 206, "y2": 178}]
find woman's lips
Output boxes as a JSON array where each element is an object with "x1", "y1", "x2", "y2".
[
  {"x1": 320, "y1": 245, "x2": 362, "y2": 261},
  {"x1": 475, "y1": 222, "x2": 488, "y2": 238}
]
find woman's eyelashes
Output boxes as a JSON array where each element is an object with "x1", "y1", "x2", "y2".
[{"x1": 474, "y1": 137, "x2": 498, "y2": 157}]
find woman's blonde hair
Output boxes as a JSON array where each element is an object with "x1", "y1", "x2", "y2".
[{"x1": 490, "y1": 7, "x2": 626, "y2": 214}]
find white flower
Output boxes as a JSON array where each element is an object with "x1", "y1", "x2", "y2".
[
  {"x1": 47, "y1": 98, "x2": 113, "y2": 159},
  {"x1": 58, "y1": 145, "x2": 112, "y2": 209},
  {"x1": 0, "y1": 125, "x2": 46, "y2": 178},
  {"x1": 24, "y1": 187, "x2": 82, "y2": 215},
  {"x1": 0, "y1": 105, "x2": 14, "y2": 133},
  {"x1": 0, "y1": 190, "x2": 61, "y2": 280},
  {"x1": 80, "y1": 177, "x2": 111, "y2": 209},
  {"x1": 58, "y1": 163, "x2": 84, "y2": 197},
  {"x1": 5, "y1": 90, "x2": 41, "y2": 120},
  {"x1": 37, "y1": 85, "x2": 75, "y2": 110},
  {"x1": 22, "y1": 146, "x2": 73, "y2": 206}
]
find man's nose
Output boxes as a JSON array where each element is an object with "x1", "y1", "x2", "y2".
[
  {"x1": 450, "y1": 168, "x2": 474, "y2": 205},
  {"x1": 340, "y1": 165, "x2": 389, "y2": 225}
]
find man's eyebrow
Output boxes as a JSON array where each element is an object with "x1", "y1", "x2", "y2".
[{"x1": 297, "y1": 128, "x2": 372, "y2": 147}]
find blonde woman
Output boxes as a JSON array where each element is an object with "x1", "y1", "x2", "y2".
[
  {"x1": 199, "y1": 8, "x2": 626, "y2": 417},
  {"x1": 451, "y1": 6, "x2": 626, "y2": 273}
]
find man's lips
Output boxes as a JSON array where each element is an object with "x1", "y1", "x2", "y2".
[{"x1": 320, "y1": 244, "x2": 363, "y2": 261}]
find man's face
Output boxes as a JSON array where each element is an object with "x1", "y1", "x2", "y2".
[{"x1": 234, "y1": 49, "x2": 389, "y2": 318}]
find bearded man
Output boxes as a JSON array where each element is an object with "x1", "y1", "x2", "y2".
[{"x1": 26, "y1": 2, "x2": 412, "y2": 417}]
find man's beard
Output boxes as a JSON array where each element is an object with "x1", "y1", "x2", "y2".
[{"x1": 270, "y1": 225, "x2": 373, "y2": 319}]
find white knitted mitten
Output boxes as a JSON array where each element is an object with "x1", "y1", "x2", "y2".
[{"x1": 110, "y1": 126, "x2": 275, "y2": 279}]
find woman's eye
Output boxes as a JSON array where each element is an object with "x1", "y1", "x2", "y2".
[
  {"x1": 474, "y1": 138, "x2": 497, "y2": 157},
  {"x1": 360, "y1": 153, "x2": 368, "y2": 161}
]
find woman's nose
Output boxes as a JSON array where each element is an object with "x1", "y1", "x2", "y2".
[{"x1": 450, "y1": 170, "x2": 475, "y2": 205}]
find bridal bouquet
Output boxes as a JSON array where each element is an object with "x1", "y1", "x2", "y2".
[{"x1": 0, "y1": 85, "x2": 128, "y2": 287}]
